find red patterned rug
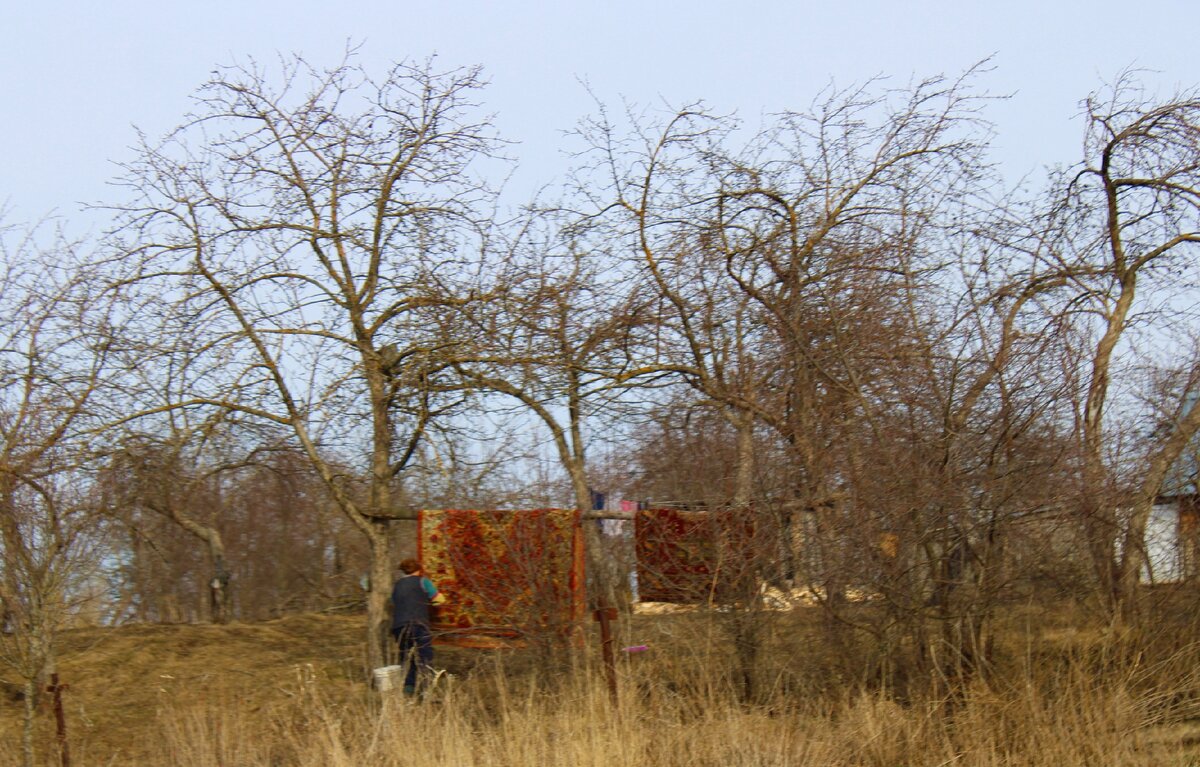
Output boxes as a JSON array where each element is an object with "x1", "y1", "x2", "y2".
[
  {"x1": 418, "y1": 509, "x2": 585, "y2": 648},
  {"x1": 634, "y1": 508, "x2": 758, "y2": 604}
]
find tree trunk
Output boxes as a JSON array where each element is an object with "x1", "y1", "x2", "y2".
[
  {"x1": 1082, "y1": 499, "x2": 1119, "y2": 611},
  {"x1": 207, "y1": 550, "x2": 230, "y2": 625},
  {"x1": 1081, "y1": 273, "x2": 1137, "y2": 614},
  {"x1": 569, "y1": 464, "x2": 618, "y2": 608},
  {"x1": 169, "y1": 513, "x2": 231, "y2": 625},
  {"x1": 730, "y1": 409, "x2": 755, "y2": 508},
  {"x1": 365, "y1": 523, "x2": 392, "y2": 674},
  {"x1": 21, "y1": 677, "x2": 34, "y2": 767},
  {"x1": 1116, "y1": 396, "x2": 1200, "y2": 613}
]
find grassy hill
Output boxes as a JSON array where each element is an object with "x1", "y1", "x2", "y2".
[{"x1": 0, "y1": 614, "x2": 370, "y2": 764}]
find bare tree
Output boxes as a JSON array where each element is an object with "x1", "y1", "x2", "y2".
[
  {"x1": 575, "y1": 105, "x2": 774, "y2": 508},
  {"x1": 1039, "y1": 77, "x2": 1200, "y2": 613},
  {"x1": 585, "y1": 69, "x2": 1094, "y2": 685},
  {"x1": 447, "y1": 217, "x2": 654, "y2": 604},
  {"x1": 0, "y1": 223, "x2": 118, "y2": 767},
  {"x1": 108, "y1": 53, "x2": 502, "y2": 671},
  {"x1": 103, "y1": 418, "x2": 253, "y2": 625}
]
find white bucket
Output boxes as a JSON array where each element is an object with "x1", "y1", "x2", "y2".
[{"x1": 373, "y1": 665, "x2": 405, "y2": 692}]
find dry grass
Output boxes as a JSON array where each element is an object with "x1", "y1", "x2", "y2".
[{"x1": 4, "y1": 607, "x2": 1200, "y2": 766}]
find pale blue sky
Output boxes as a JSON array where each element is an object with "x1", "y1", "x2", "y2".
[{"x1": 3, "y1": 1, "x2": 1196, "y2": 228}]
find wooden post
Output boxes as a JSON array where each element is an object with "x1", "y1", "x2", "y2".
[
  {"x1": 593, "y1": 606, "x2": 618, "y2": 708},
  {"x1": 47, "y1": 673, "x2": 70, "y2": 767}
]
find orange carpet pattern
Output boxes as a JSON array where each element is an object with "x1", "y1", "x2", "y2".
[
  {"x1": 634, "y1": 508, "x2": 758, "y2": 604},
  {"x1": 418, "y1": 509, "x2": 585, "y2": 647}
]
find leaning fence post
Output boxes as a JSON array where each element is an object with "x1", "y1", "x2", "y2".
[
  {"x1": 47, "y1": 672, "x2": 70, "y2": 767},
  {"x1": 593, "y1": 606, "x2": 619, "y2": 708}
]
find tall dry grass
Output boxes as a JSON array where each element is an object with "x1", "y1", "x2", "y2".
[
  {"x1": 146, "y1": 639, "x2": 1200, "y2": 766},
  {"x1": 6, "y1": 608, "x2": 1200, "y2": 766}
]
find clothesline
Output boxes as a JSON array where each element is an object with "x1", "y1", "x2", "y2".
[{"x1": 369, "y1": 509, "x2": 639, "y2": 521}]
